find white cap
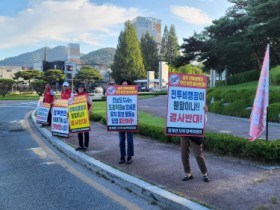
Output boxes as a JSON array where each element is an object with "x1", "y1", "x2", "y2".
[{"x1": 63, "y1": 81, "x2": 69, "y2": 87}]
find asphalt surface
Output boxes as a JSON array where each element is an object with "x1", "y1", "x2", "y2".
[
  {"x1": 34, "y1": 95, "x2": 280, "y2": 210},
  {"x1": 0, "y1": 101, "x2": 160, "y2": 210}
]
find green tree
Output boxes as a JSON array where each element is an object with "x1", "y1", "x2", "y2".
[
  {"x1": 245, "y1": 0, "x2": 280, "y2": 66},
  {"x1": 175, "y1": 64, "x2": 204, "y2": 74},
  {"x1": 167, "y1": 24, "x2": 180, "y2": 66},
  {"x1": 0, "y1": 79, "x2": 15, "y2": 96},
  {"x1": 111, "y1": 21, "x2": 145, "y2": 84},
  {"x1": 75, "y1": 66, "x2": 103, "y2": 88},
  {"x1": 160, "y1": 25, "x2": 169, "y2": 61},
  {"x1": 31, "y1": 80, "x2": 46, "y2": 96},
  {"x1": 14, "y1": 70, "x2": 42, "y2": 90},
  {"x1": 42, "y1": 69, "x2": 65, "y2": 84},
  {"x1": 140, "y1": 32, "x2": 159, "y2": 77}
]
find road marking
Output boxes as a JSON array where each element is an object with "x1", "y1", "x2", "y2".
[
  {"x1": 30, "y1": 147, "x2": 47, "y2": 159},
  {"x1": 23, "y1": 111, "x2": 143, "y2": 210},
  {"x1": 40, "y1": 162, "x2": 56, "y2": 165}
]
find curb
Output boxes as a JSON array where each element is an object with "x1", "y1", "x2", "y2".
[{"x1": 31, "y1": 110, "x2": 209, "y2": 210}]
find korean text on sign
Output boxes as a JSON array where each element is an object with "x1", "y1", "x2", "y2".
[
  {"x1": 106, "y1": 85, "x2": 138, "y2": 132},
  {"x1": 166, "y1": 73, "x2": 207, "y2": 136}
]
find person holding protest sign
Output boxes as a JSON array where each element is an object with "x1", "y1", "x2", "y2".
[
  {"x1": 61, "y1": 81, "x2": 74, "y2": 136},
  {"x1": 61, "y1": 81, "x2": 74, "y2": 101},
  {"x1": 118, "y1": 79, "x2": 134, "y2": 164},
  {"x1": 42, "y1": 82, "x2": 55, "y2": 126},
  {"x1": 181, "y1": 105, "x2": 209, "y2": 182},
  {"x1": 74, "y1": 82, "x2": 93, "y2": 151}
]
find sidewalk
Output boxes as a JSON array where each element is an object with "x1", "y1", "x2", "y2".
[{"x1": 32, "y1": 111, "x2": 280, "y2": 210}]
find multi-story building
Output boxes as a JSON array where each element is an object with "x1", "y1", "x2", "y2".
[
  {"x1": 130, "y1": 17, "x2": 161, "y2": 44},
  {"x1": 0, "y1": 66, "x2": 22, "y2": 80},
  {"x1": 68, "y1": 43, "x2": 80, "y2": 65}
]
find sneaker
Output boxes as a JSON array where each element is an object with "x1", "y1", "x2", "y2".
[
  {"x1": 83, "y1": 147, "x2": 88, "y2": 151},
  {"x1": 126, "y1": 156, "x2": 132, "y2": 164},
  {"x1": 182, "y1": 175, "x2": 193, "y2": 181},
  {"x1": 75, "y1": 147, "x2": 84, "y2": 151},
  {"x1": 203, "y1": 175, "x2": 209, "y2": 182},
  {"x1": 118, "y1": 157, "x2": 125, "y2": 164}
]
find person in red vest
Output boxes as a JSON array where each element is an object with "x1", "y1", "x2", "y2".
[
  {"x1": 42, "y1": 82, "x2": 55, "y2": 126},
  {"x1": 74, "y1": 82, "x2": 93, "y2": 151},
  {"x1": 61, "y1": 81, "x2": 74, "y2": 101}
]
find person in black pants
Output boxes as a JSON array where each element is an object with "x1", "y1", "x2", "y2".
[
  {"x1": 118, "y1": 80, "x2": 134, "y2": 164},
  {"x1": 74, "y1": 82, "x2": 93, "y2": 151}
]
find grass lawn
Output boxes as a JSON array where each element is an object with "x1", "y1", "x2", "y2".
[
  {"x1": 92, "y1": 97, "x2": 165, "y2": 127},
  {"x1": 0, "y1": 94, "x2": 40, "y2": 100}
]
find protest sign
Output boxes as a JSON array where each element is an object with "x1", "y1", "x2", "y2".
[
  {"x1": 51, "y1": 99, "x2": 69, "y2": 137},
  {"x1": 106, "y1": 85, "x2": 138, "y2": 131},
  {"x1": 166, "y1": 73, "x2": 207, "y2": 136},
  {"x1": 36, "y1": 102, "x2": 51, "y2": 124},
  {"x1": 68, "y1": 95, "x2": 90, "y2": 133}
]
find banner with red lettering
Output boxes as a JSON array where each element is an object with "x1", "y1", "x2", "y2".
[
  {"x1": 249, "y1": 44, "x2": 269, "y2": 141},
  {"x1": 69, "y1": 95, "x2": 90, "y2": 133},
  {"x1": 166, "y1": 73, "x2": 207, "y2": 136},
  {"x1": 106, "y1": 85, "x2": 138, "y2": 131},
  {"x1": 51, "y1": 99, "x2": 69, "y2": 137},
  {"x1": 36, "y1": 102, "x2": 51, "y2": 124}
]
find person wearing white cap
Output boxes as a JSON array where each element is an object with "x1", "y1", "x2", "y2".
[{"x1": 61, "y1": 81, "x2": 74, "y2": 101}]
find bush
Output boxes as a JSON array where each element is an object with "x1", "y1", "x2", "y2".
[
  {"x1": 207, "y1": 87, "x2": 280, "y2": 122},
  {"x1": 91, "y1": 107, "x2": 280, "y2": 164},
  {"x1": 215, "y1": 80, "x2": 225, "y2": 87},
  {"x1": 270, "y1": 66, "x2": 280, "y2": 85},
  {"x1": 268, "y1": 103, "x2": 280, "y2": 122},
  {"x1": 31, "y1": 80, "x2": 46, "y2": 96},
  {"x1": 204, "y1": 133, "x2": 280, "y2": 163},
  {"x1": 0, "y1": 78, "x2": 15, "y2": 96},
  {"x1": 227, "y1": 69, "x2": 260, "y2": 85}
]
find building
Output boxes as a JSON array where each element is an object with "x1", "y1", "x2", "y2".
[
  {"x1": 0, "y1": 66, "x2": 22, "y2": 80},
  {"x1": 68, "y1": 43, "x2": 80, "y2": 65},
  {"x1": 130, "y1": 17, "x2": 161, "y2": 44}
]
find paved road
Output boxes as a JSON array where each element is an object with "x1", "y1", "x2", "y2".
[
  {"x1": 0, "y1": 101, "x2": 160, "y2": 210},
  {"x1": 138, "y1": 95, "x2": 280, "y2": 140}
]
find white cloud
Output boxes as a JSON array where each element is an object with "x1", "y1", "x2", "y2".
[
  {"x1": 0, "y1": 0, "x2": 141, "y2": 49},
  {"x1": 170, "y1": 5, "x2": 212, "y2": 25}
]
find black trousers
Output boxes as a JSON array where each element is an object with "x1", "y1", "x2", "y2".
[{"x1": 78, "y1": 132, "x2": 89, "y2": 148}]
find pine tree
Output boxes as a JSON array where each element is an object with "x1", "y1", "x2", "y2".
[
  {"x1": 167, "y1": 24, "x2": 180, "y2": 66},
  {"x1": 160, "y1": 25, "x2": 169, "y2": 61},
  {"x1": 111, "y1": 21, "x2": 145, "y2": 84}
]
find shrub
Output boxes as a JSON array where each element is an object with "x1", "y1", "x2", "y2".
[
  {"x1": 227, "y1": 69, "x2": 260, "y2": 85},
  {"x1": 91, "y1": 109, "x2": 280, "y2": 164},
  {"x1": 270, "y1": 66, "x2": 280, "y2": 85},
  {"x1": 215, "y1": 80, "x2": 225, "y2": 87},
  {"x1": 31, "y1": 80, "x2": 46, "y2": 96},
  {"x1": 270, "y1": 90, "x2": 280, "y2": 104},
  {"x1": 209, "y1": 100, "x2": 224, "y2": 113},
  {"x1": 268, "y1": 103, "x2": 280, "y2": 122},
  {"x1": 204, "y1": 133, "x2": 280, "y2": 163},
  {"x1": 0, "y1": 78, "x2": 15, "y2": 96}
]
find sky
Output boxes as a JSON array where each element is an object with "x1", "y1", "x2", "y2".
[{"x1": 0, "y1": 0, "x2": 233, "y2": 61}]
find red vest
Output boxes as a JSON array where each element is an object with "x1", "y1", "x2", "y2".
[
  {"x1": 43, "y1": 88, "x2": 54, "y2": 104},
  {"x1": 61, "y1": 89, "x2": 72, "y2": 100}
]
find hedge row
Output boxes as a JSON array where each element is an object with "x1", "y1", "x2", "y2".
[
  {"x1": 207, "y1": 89, "x2": 280, "y2": 121},
  {"x1": 226, "y1": 69, "x2": 260, "y2": 85},
  {"x1": 90, "y1": 113, "x2": 280, "y2": 164}
]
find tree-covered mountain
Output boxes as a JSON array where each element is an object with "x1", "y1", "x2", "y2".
[
  {"x1": 0, "y1": 46, "x2": 68, "y2": 67},
  {"x1": 81, "y1": 47, "x2": 116, "y2": 66},
  {"x1": 0, "y1": 47, "x2": 115, "y2": 67}
]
